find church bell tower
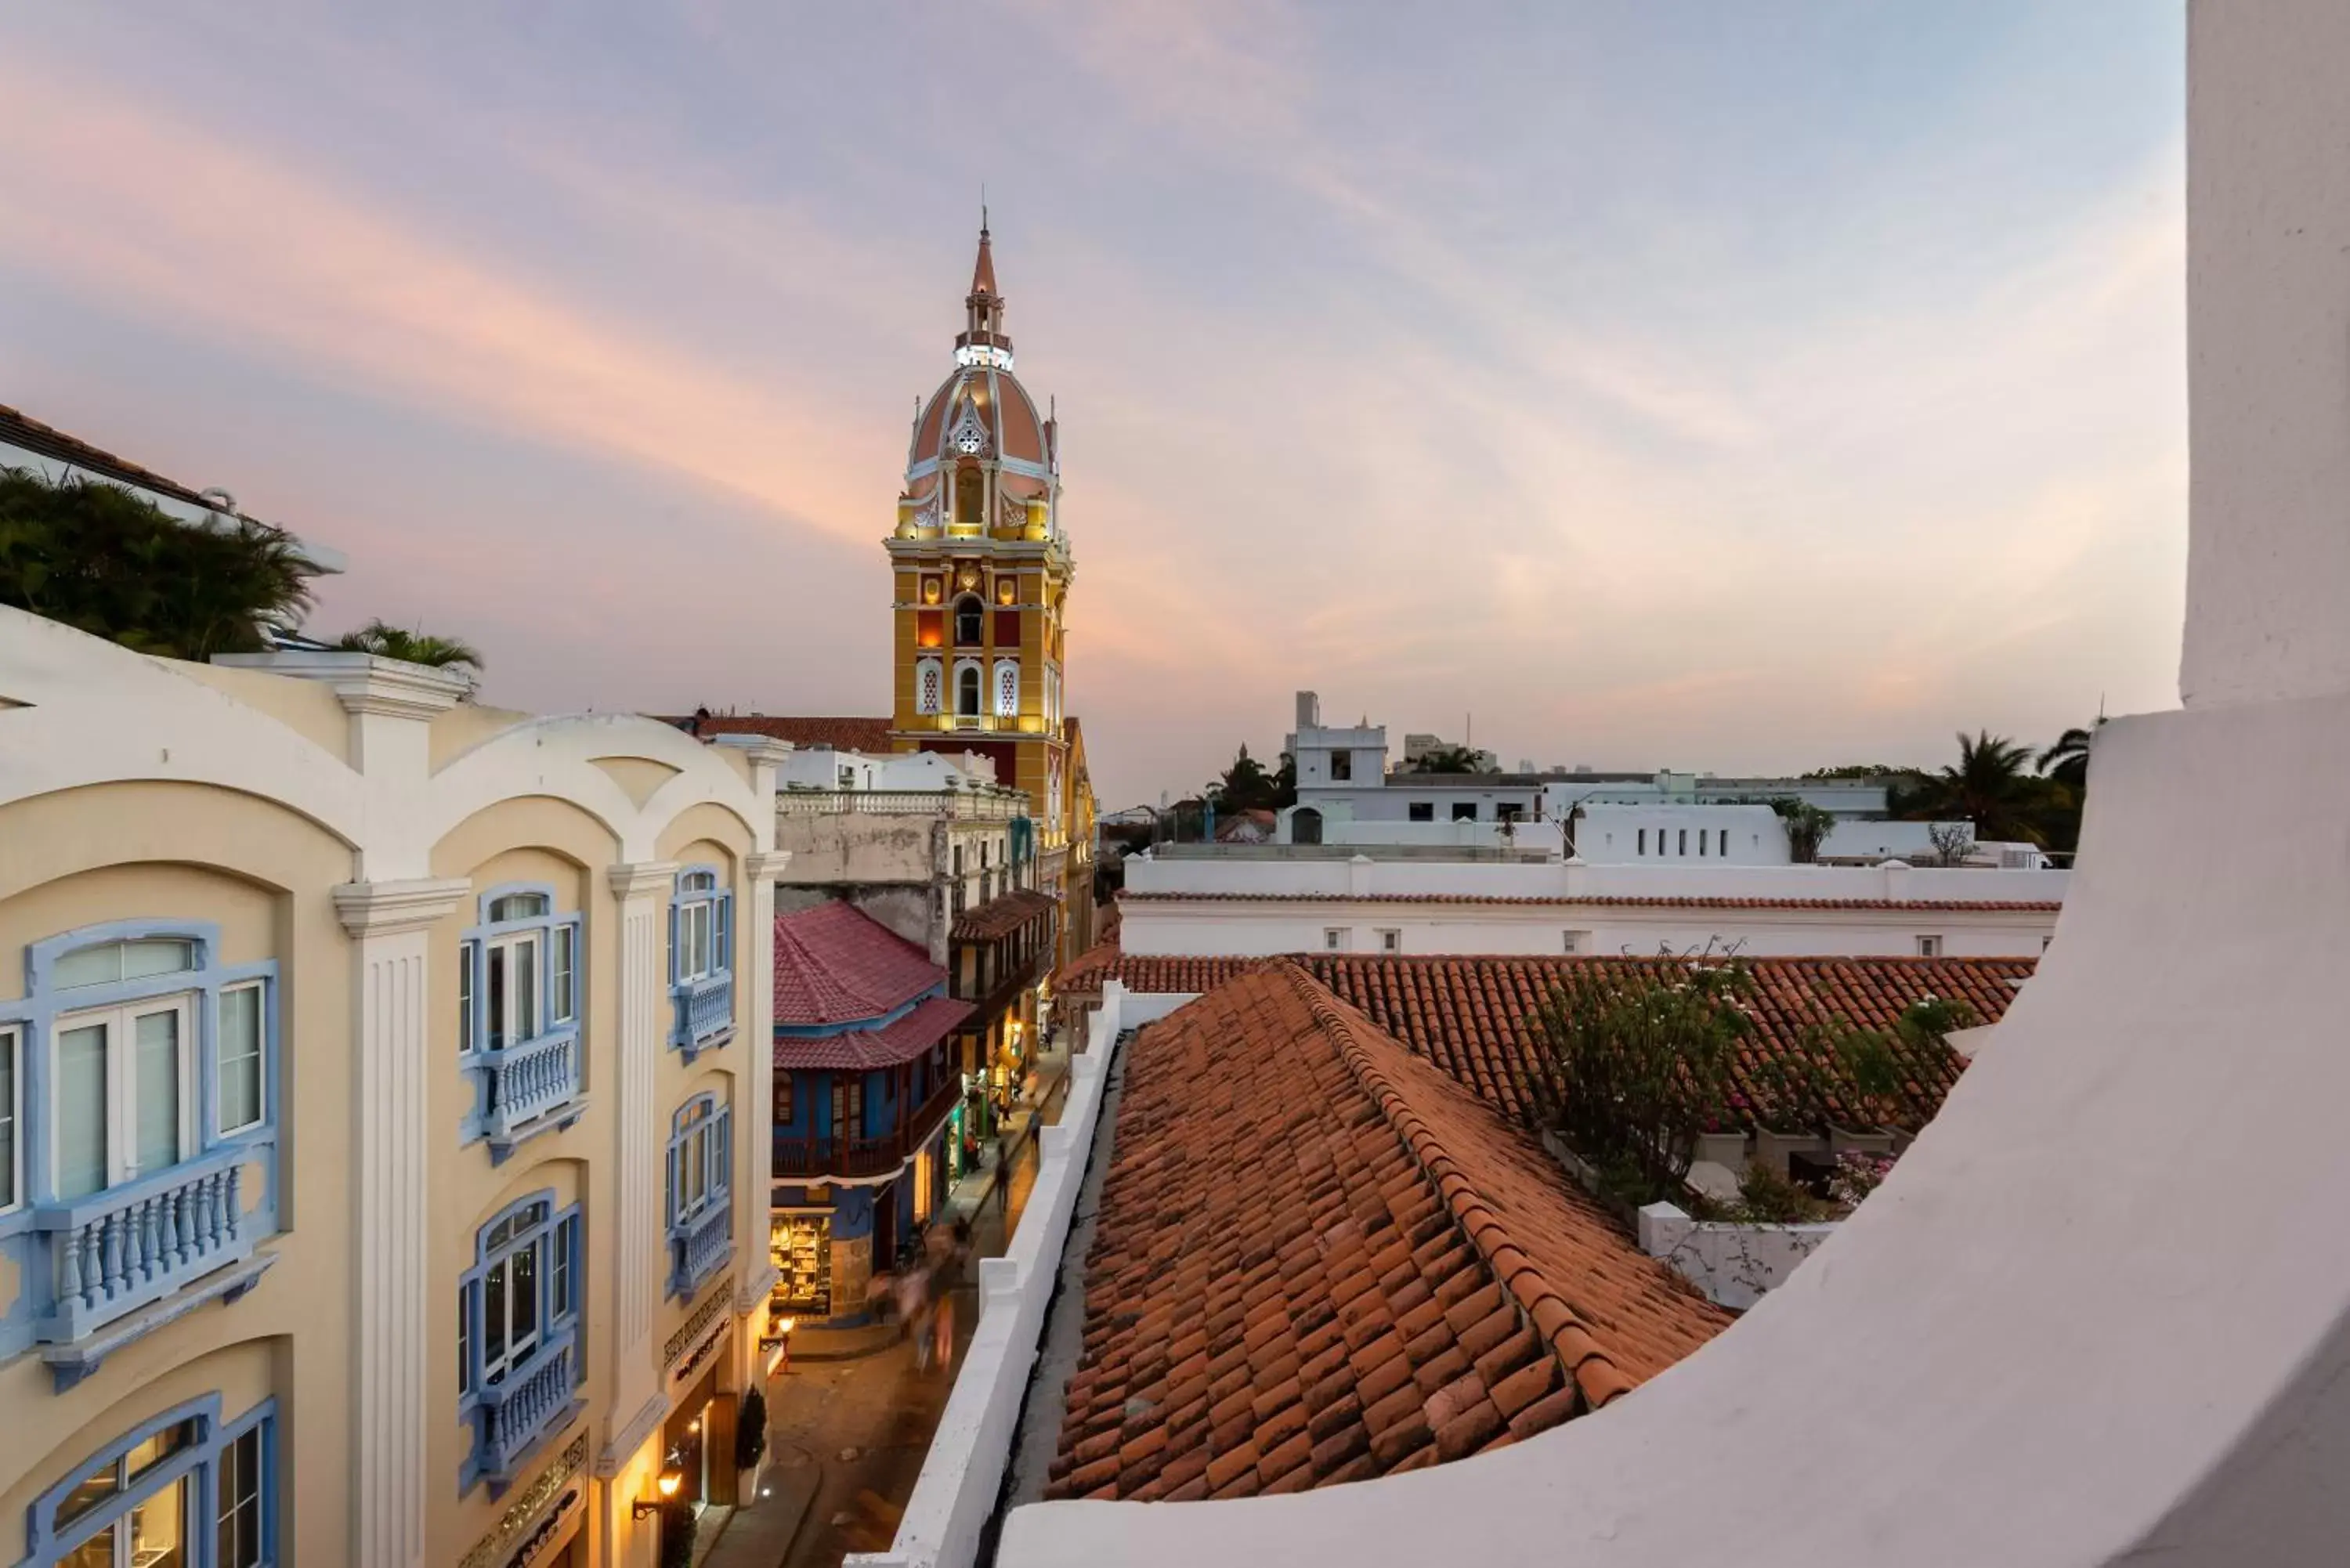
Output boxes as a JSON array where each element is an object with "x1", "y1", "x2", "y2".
[{"x1": 886, "y1": 222, "x2": 1083, "y2": 927}]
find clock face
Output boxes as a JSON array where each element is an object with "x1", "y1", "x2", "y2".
[{"x1": 953, "y1": 426, "x2": 985, "y2": 455}]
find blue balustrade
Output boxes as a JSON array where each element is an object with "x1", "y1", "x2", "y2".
[
  {"x1": 670, "y1": 972, "x2": 734, "y2": 1057},
  {"x1": 668, "y1": 1203, "x2": 733, "y2": 1298},
  {"x1": 36, "y1": 1145, "x2": 257, "y2": 1343},
  {"x1": 475, "y1": 1329, "x2": 577, "y2": 1483},
  {"x1": 482, "y1": 1031, "x2": 582, "y2": 1140}
]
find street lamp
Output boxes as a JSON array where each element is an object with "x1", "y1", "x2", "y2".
[{"x1": 631, "y1": 1466, "x2": 683, "y2": 1519}]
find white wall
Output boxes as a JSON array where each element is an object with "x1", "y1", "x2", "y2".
[
  {"x1": 778, "y1": 747, "x2": 998, "y2": 791},
  {"x1": 1574, "y1": 804, "x2": 1786, "y2": 865}
]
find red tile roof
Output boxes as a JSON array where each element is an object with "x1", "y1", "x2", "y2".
[
  {"x1": 1046, "y1": 964, "x2": 1726, "y2": 1502},
  {"x1": 1058, "y1": 948, "x2": 2034, "y2": 1135},
  {"x1": 773, "y1": 994, "x2": 974, "y2": 1071},
  {"x1": 1118, "y1": 891, "x2": 2062, "y2": 912},
  {"x1": 772, "y1": 901, "x2": 945, "y2": 1026},
  {"x1": 950, "y1": 887, "x2": 1058, "y2": 943},
  {"x1": 662, "y1": 714, "x2": 896, "y2": 753},
  {"x1": 1312, "y1": 953, "x2": 2033, "y2": 1133}
]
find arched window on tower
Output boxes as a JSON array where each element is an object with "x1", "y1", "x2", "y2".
[
  {"x1": 994, "y1": 659, "x2": 1020, "y2": 718},
  {"x1": 956, "y1": 467, "x2": 984, "y2": 528},
  {"x1": 956, "y1": 663, "x2": 982, "y2": 718},
  {"x1": 954, "y1": 597, "x2": 984, "y2": 647},
  {"x1": 916, "y1": 657, "x2": 942, "y2": 715}
]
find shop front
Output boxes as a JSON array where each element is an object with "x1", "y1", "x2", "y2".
[
  {"x1": 769, "y1": 1208, "x2": 833, "y2": 1321},
  {"x1": 661, "y1": 1360, "x2": 727, "y2": 1515}
]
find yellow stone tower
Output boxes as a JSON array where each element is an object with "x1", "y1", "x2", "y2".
[{"x1": 888, "y1": 222, "x2": 1094, "y2": 959}]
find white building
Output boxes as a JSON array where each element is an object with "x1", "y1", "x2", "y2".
[
  {"x1": 1282, "y1": 689, "x2": 1894, "y2": 847},
  {"x1": 1116, "y1": 846, "x2": 2063, "y2": 959},
  {"x1": 1570, "y1": 802, "x2": 1984, "y2": 866}
]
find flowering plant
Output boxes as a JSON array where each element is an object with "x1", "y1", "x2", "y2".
[{"x1": 1827, "y1": 1150, "x2": 1897, "y2": 1209}]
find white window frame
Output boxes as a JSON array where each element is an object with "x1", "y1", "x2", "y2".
[
  {"x1": 1378, "y1": 929, "x2": 1401, "y2": 953},
  {"x1": 1563, "y1": 930, "x2": 1588, "y2": 955},
  {"x1": 1916, "y1": 934, "x2": 1944, "y2": 958},
  {"x1": 484, "y1": 928, "x2": 544, "y2": 1051},
  {"x1": 50, "y1": 992, "x2": 196, "y2": 1198},
  {"x1": 1324, "y1": 928, "x2": 1350, "y2": 952},
  {"x1": 0, "y1": 1023, "x2": 17, "y2": 1215},
  {"x1": 217, "y1": 979, "x2": 267, "y2": 1136}
]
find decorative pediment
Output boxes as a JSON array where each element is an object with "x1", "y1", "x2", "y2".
[{"x1": 946, "y1": 397, "x2": 992, "y2": 458}]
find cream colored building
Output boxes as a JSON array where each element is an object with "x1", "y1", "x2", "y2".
[{"x1": 0, "y1": 604, "x2": 790, "y2": 1568}]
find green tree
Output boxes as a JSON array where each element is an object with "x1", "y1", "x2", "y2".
[
  {"x1": 1271, "y1": 750, "x2": 1298, "y2": 809},
  {"x1": 2037, "y1": 721, "x2": 2104, "y2": 793},
  {"x1": 1523, "y1": 951, "x2": 1755, "y2": 1203},
  {"x1": 1405, "y1": 744, "x2": 1493, "y2": 775},
  {"x1": 0, "y1": 468, "x2": 316, "y2": 659},
  {"x1": 1206, "y1": 744, "x2": 1278, "y2": 813},
  {"x1": 1914, "y1": 730, "x2": 2047, "y2": 844},
  {"x1": 1770, "y1": 797, "x2": 1838, "y2": 863},
  {"x1": 334, "y1": 618, "x2": 484, "y2": 675}
]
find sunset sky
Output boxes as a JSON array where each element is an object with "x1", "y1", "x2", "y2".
[{"x1": 0, "y1": 2, "x2": 2186, "y2": 807}]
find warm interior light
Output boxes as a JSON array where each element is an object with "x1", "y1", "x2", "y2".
[
  {"x1": 657, "y1": 1470, "x2": 682, "y2": 1498},
  {"x1": 686, "y1": 1418, "x2": 700, "y2": 1436}
]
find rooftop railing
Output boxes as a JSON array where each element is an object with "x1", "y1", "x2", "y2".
[{"x1": 779, "y1": 788, "x2": 1031, "y2": 821}]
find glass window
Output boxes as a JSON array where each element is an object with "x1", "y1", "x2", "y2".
[
  {"x1": 53, "y1": 940, "x2": 196, "y2": 990},
  {"x1": 458, "y1": 945, "x2": 475, "y2": 1054},
  {"x1": 1638, "y1": 829, "x2": 1647, "y2": 855},
  {"x1": 774, "y1": 1077, "x2": 794, "y2": 1124},
  {"x1": 0, "y1": 1024, "x2": 16, "y2": 1212},
  {"x1": 219, "y1": 984, "x2": 264, "y2": 1134},
  {"x1": 1408, "y1": 802, "x2": 1434, "y2": 822},
  {"x1": 1451, "y1": 803, "x2": 1477, "y2": 822},
  {"x1": 487, "y1": 892, "x2": 550, "y2": 923},
  {"x1": 486, "y1": 931, "x2": 541, "y2": 1050},
  {"x1": 1330, "y1": 750, "x2": 1351, "y2": 781},
  {"x1": 551, "y1": 925, "x2": 577, "y2": 1024},
  {"x1": 54, "y1": 996, "x2": 193, "y2": 1198},
  {"x1": 552, "y1": 1216, "x2": 573, "y2": 1319},
  {"x1": 216, "y1": 1425, "x2": 264, "y2": 1568}
]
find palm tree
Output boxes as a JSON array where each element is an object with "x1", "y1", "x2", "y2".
[
  {"x1": 334, "y1": 619, "x2": 485, "y2": 675},
  {"x1": 2, "y1": 468, "x2": 316, "y2": 659},
  {"x1": 1921, "y1": 730, "x2": 2044, "y2": 844},
  {"x1": 2037, "y1": 721, "x2": 2105, "y2": 793},
  {"x1": 1408, "y1": 744, "x2": 1492, "y2": 775}
]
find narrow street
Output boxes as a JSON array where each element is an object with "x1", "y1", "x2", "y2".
[{"x1": 705, "y1": 1045, "x2": 1072, "y2": 1568}]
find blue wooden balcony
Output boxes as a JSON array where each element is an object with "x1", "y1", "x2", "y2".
[
  {"x1": 671, "y1": 971, "x2": 735, "y2": 1060},
  {"x1": 470, "y1": 1326, "x2": 582, "y2": 1492},
  {"x1": 667, "y1": 1201, "x2": 734, "y2": 1299},
  {"x1": 479, "y1": 1029, "x2": 587, "y2": 1158},
  {"x1": 34, "y1": 1143, "x2": 263, "y2": 1347}
]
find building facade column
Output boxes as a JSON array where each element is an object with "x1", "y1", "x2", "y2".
[
  {"x1": 737, "y1": 851, "x2": 791, "y2": 1318},
  {"x1": 599, "y1": 861, "x2": 677, "y2": 1475},
  {"x1": 335, "y1": 876, "x2": 472, "y2": 1568}
]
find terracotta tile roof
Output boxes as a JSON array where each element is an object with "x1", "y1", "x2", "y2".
[
  {"x1": 1311, "y1": 953, "x2": 2035, "y2": 1133},
  {"x1": 1046, "y1": 964, "x2": 1726, "y2": 1503},
  {"x1": 1057, "y1": 948, "x2": 2032, "y2": 1135},
  {"x1": 660, "y1": 714, "x2": 895, "y2": 753},
  {"x1": 774, "y1": 993, "x2": 974, "y2": 1071},
  {"x1": 1118, "y1": 891, "x2": 2062, "y2": 912},
  {"x1": 1056, "y1": 948, "x2": 1264, "y2": 999},
  {"x1": 772, "y1": 901, "x2": 945, "y2": 1027},
  {"x1": 950, "y1": 887, "x2": 1058, "y2": 943},
  {"x1": 2, "y1": 402, "x2": 254, "y2": 518}
]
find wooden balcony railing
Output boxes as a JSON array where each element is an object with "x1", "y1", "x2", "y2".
[{"x1": 771, "y1": 1075, "x2": 963, "y2": 1182}]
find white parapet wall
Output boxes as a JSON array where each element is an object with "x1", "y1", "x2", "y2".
[
  {"x1": 841, "y1": 981, "x2": 1144, "y2": 1568},
  {"x1": 1637, "y1": 1203, "x2": 1838, "y2": 1312}
]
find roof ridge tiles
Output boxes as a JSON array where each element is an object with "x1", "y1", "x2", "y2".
[{"x1": 1269, "y1": 963, "x2": 1683, "y2": 1413}]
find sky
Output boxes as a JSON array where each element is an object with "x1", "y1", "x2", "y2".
[{"x1": 0, "y1": 2, "x2": 2186, "y2": 807}]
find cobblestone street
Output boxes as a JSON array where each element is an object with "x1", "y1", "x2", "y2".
[{"x1": 703, "y1": 1044, "x2": 1068, "y2": 1568}]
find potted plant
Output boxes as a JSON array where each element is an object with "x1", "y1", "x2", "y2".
[{"x1": 736, "y1": 1384, "x2": 769, "y2": 1502}]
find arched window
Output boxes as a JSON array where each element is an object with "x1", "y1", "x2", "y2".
[
  {"x1": 457, "y1": 1189, "x2": 583, "y2": 1490},
  {"x1": 954, "y1": 596, "x2": 985, "y2": 647},
  {"x1": 994, "y1": 659, "x2": 1020, "y2": 717},
  {"x1": 957, "y1": 664, "x2": 982, "y2": 717},
  {"x1": 916, "y1": 657, "x2": 942, "y2": 715},
  {"x1": 1292, "y1": 807, "x2": 1324, "y2": 845},
  {"x1": 955, "y1": 467, "x2": 984, "y2": 526}
]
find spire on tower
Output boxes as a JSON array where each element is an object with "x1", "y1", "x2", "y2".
[
  {"x1": 970, "y1": 215, "x2": 999, "y2": 299},
  {"x1": 958, "y1": 209, "x2": 1010, "y2": 363}
]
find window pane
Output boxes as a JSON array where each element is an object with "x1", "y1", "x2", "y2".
[
  {"x1": 487, "y1": 945, "x2": 508, "y2": 1051},
  {"x1": 459, "y1": 945, "x2": 475, "y2": 1054},
  {"x1": 217, "y1": 1425, "x2": 263, "y2": 1568},
  {"x1": 459, "y1": 1292, "x2": 472, "y2": 1393},
  {"x1": 511, "y1": 1245, "x2": 538, "y2": 1347},
  {"x1": 553, "y1": 1220, "x2": 572, "y2": 1318},
  {"x1": 128, "y1": 1471, "x2": 187, "y2": 1568},
  {"x1": 125, "y1": 1419, "x2": 196, "y2": 1478},
  {"x1": 52, "y1": 945, "x2": 124, "y2": 988},
  {"x1": 56, "y1": 1021, "x2": 109, "y2": 1200},
  {"x1": 484, "y1": 1259, "x2": 508, "y2": 1369},
  {"x1": 219, "y1": 988, "x2": 263, "y2": 1133},
  {"x1": 552, "y1": 926, "x2": 576, "y2": 1024},
  {"x1": 134, "y1": 1008, "x2": 183, "y2": 1175},
  {"x1": 490, "y1": 893, "x2": 549, "y2": 922},
  {"x1": 0, "y1": 1029, "x2": 15, "y2": 1210},
  {"x1": 57, "y1": 1464, "x2": 118, "y2": 1530},
  {"x1": 514, "y1": 938, "x2": 537, "y2": 1041},
  {"x1": 60, "y1": 1521, "x2": 115, "y2": 1568},
  {"x1": 123, "y1": 941, "x2": 196, "y2": 981}
]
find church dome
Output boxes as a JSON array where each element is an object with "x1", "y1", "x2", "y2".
[{"x1": 903, "y1": 221, "x2": 1056, "y2": 485}]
